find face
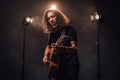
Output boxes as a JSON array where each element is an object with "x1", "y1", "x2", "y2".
[{"x1": 47, "y1": 11, "x2": 58, "y2": 28}]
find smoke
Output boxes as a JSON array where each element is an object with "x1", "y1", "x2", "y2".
[{"x1": 30, "y1": 16, "x2": 42, "y2": 29}]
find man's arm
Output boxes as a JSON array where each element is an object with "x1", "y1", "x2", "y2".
[
  {"x1": 64, "y1": 41, "x2": 77, "y2": 53},
  {"x1": 54, "y1": 41, "x2": 77, "y2": 54},
  {"x1": 44, "y1": 45, "x2": 51, "y2": 56},
  {"x1": 43, "y1": 45, "x2": 51, "y2": 64}
]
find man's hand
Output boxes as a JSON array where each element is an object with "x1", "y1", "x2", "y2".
[
  {"x1": 51, "y1": 43, "x2": 64, "y2": 53},
  {"x1": 42, "y1": 55, "x2": 48, "y2": 64}
]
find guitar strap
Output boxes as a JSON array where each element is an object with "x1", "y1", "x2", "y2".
[{"x1": 55, "y1": 27, "x2": 66, "y2": 46}]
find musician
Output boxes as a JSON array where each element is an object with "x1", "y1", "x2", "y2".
[{"x1": 42, "y1": 9, "x2": 79, "y2": 80}]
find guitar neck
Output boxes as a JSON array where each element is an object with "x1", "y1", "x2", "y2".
[{"x1": 55, "y1": 35, "x2": 65, "y2": 46}]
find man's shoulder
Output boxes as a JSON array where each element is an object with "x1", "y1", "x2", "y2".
[{"x1": 65, "y1": 25, "x2": 76, "y2": 31}]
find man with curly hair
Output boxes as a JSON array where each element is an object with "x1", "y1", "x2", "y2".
[{"x1": 42, "y1": 9, "x2": 79, "y2": 80}]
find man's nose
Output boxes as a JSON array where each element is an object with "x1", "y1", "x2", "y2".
[{"x1": 49, "y1": 18, "x2": 54, "y2": 22}]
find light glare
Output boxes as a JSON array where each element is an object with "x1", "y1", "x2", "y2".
[
  {"x1": 95, "y1": 14, "x2": 100, "y2": 20},
  {"x1": 90, "y1": 12, "x2": 100, "y2": 22},
  {"x1": 25, "y1": 17, "x2": 33, "y2": 23},
  {"x1": 50, "y1": 4, "x2": 57, "y2": 10}
]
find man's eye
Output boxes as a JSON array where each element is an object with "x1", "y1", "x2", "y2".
[
  {"x1": 51, "y1": 15, "x2": 55, "y2": 18},
  {"x1": 47, "y1": 17, "x2": 50, "y2": 20}
]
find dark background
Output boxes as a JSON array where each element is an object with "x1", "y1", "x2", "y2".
[{"x1": 0, "y1": 0, "x2": 119, "y2": 80}]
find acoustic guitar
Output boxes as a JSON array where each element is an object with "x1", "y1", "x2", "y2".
[{"x1": 47, "y1": 34, "x2": 66, "y2": 79}]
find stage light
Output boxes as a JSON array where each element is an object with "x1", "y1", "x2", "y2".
[
  {"x1": 25, "y1": 17, "x2": 33, "y2": 23},
  {"x1": 90, "y1": 12, "x2": 100, "y2": 22},
  {"x1": 50, "y1": 4, "x2": 57, "y2": 10},
  {"x1": 95, "y1": 12, "x2": 100, "y2": 20},
  {"x1": 23, "y1": 16, "x2": 33, "y2": 25}
]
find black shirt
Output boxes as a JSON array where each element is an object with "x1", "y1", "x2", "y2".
[{"x1": 48, "y1": 26, "x2": 79, "y2": 66}]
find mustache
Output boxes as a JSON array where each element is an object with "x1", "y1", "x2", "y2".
[{"x1": 50, "y1": 21, "x2": 57, "y2": 26}]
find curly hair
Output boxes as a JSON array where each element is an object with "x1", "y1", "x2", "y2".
[{"x1": 42, "y1": 9, "x2": 70, "y2": 33}]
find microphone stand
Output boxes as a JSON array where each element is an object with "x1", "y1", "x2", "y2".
[
  {"x1": 22, "y1": 17, "x2": 29, "y2": 80},
  {"x1": 97, "y1": 23, "x2": 101, "y2": 80}
]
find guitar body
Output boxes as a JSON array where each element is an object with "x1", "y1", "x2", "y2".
[{"x1": 48, "y1": 51, "x2": 60, "y2": 79}]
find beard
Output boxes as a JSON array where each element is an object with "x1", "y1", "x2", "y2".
[
  {"x1": 49, "y1": 20, "x2": 64, "y2": 32},
  {"x1": 50, "y1": 22, "x2": 58, "y2": 28}
]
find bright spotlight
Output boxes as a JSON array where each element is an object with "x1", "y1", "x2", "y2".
[
  {"x1": 95, "y1": 12, "x2": 100, "y2": 20},
  {"x1": 90, "y1": 12, "x2": 100, "y2": 22},
  {"x1": 50, "y1": 4, "x2": 57, "y2": 10},
  {"x1": 23, "y1": 16, "x2": 33, "y2": 25},
  {"x1": 25, "y1": 17, "x2": 33, "y2": 23}
]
